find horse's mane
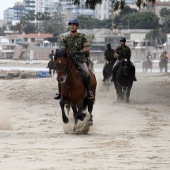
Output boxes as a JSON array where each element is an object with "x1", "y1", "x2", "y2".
[{"x1": 55, "y1": 48, "x2": 68, "y2": 59}]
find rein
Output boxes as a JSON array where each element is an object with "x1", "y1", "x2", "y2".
[{"x1": 57, "y1": 55, "x2": 78, "y2": 87}]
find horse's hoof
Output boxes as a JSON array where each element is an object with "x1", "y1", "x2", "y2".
[
  {"x1": 77, "y1": 113, "x2": 86, "y2": 121},
  {"x1": 63, "y1": 116, "x2": 69, "y2": 124},
  {"x1": 88, "y1": 120, "x2": 93, "y2": 126}
]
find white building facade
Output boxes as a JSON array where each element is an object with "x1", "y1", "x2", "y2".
[{"x1": 95, "y1": 0, "x2": 112, "y2": 20}]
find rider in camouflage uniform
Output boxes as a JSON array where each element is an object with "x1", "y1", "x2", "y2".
[
  {"x1": 102, "y1": 43, "x2": 116, "y2": 82},
  {"x1": 112, "y1": 37, "x2": 137, "y2": 81},
  {"x1": 54, "y1": 18, "x2": 94, "y2": 99},
  {"x1": 47, "y1": 50, "x2": 54, "y2": 68}
]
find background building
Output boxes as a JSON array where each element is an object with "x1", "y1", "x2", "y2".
[
  {"x1": 4, "y1": 3, "x2": 25, "y2": 23},
  {"x1": 23, "y1": 0, "x2": 35, "y2": 12}
]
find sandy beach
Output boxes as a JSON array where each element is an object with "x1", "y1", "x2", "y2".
[{"x1": 0, "y1": 61, "x2": 170, "y2": 170}]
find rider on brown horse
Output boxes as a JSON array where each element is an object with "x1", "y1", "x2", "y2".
[
  {"x1": 54, "y1": 18, "x2": 94, "y2": 100},
  {"x1": 146, "y1": 52, "x2": 152, "y2": 63}
]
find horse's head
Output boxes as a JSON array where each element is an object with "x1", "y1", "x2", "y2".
[
  {"x1": 55, "y1": 48, "x2": 68, "y2": 83},
  {"x1": 121, "y1": 58, "x2": 131, "y2": 76}
]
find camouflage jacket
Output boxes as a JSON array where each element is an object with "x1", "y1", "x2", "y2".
[
  {"x1": 104, "y1": 49, "x2": 115, "y2": 62},
  {"x1": 62, "y1": 32, "x2": 89, "y2": 63},
  {"x1": 116, "y1": 45, "x2": 131, "y2": 59}
]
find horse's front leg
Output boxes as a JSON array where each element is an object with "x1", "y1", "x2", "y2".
[
  {"x1": 118, "y1": 85, "x2": 124, "y2": 100},
  {"x1": 65, "y1": 104, "x2": 70, "y2": 115},
  {"x1": 60, "y1": 99, "x2": 69, "y2": 123},
  {"x1": 77, "y1": 102, "x2": 86, "y2": 121},
  {"x1": 114, "y1": 81, "x2": 119, "y2": 100},
  {"x1": 88, "y1": 99, "x2": 95, "y2": 126},
  {"x1": 71, "y1": 104, "x2": 78, "y2": 125},
  {"x1": 49, "y1": 68, "x2": 51, "y2": 75},
  {"x1": 126, "y1": 84, "x2": 132, "y2": 103}
]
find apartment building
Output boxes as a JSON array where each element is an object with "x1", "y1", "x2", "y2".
[
  {"x1": 23, "y1": 0, "x2": 36, "y2": 12},
  {"x1": 95, "y1": 0, "x2": 136, "y2": 20},
  {"x1": 4, "y1": 4, "x2": 25, "y2": 23}
]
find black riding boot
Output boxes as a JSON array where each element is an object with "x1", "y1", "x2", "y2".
[
  {"x1": 130, "y1": 62, "x2": 137, "y2": 81},
  {"x1": 111, "y1": 62, "x2": 119, "y2": 82},
  {"x1": 54, "y1": 83, "x2": 61, "y2": 100},
  {"x1": 134, "y1": 76, "x2": 137, "y2": 81},
  {"x1": 111, "y1": 68, "x2": 116, "y2": 82},
  {"x1": 85, "y1": 76, "x2": 94, "y2": 99},
  {"x1": 133, "y1": 69, "x2": 137, "y2": 81},
  {"x1": 102, "y1": 69, "x2": 106, "y2": 82}
]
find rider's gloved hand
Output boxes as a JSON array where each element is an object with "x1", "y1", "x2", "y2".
[{"x1": 73, "y1": 50, "x2": 82, "y2": 56}]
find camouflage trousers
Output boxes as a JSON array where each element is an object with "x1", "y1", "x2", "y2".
[{"x1": 76, "y1": 61, "x2": 89, "y2": 77}]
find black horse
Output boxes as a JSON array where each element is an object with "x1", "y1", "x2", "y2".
[
  {"x1": 48, "y1": 59, "x2": 56, "y2": 76},
  {"x1": 142, "y1": 59, "x2": 152, "y2": 72},
  {"x1": 113, "y1": 58, "x2": 134, "y2": 103},
  {"x1": 159, "y1": 56, "x2": 168, "y2": 73},
  {"x1": 103, "y1": 60, "x2": 115, "y2": 85}
]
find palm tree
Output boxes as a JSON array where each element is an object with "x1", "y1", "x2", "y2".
[
  {"x1": 43, "y1": 12, "x2": 51, "y2": 33},
  {"x1": 36, "y1": 12, "x2": 44, "y2": 32},
  {"x1": 26, "y1": 10, "x2": 35, "y2": 21},
  {"x1": 14, "y1": 23, "x2": 22, "y2": 33}
]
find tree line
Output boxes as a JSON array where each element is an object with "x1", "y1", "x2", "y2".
[{"x1": 0, "y1": 3, "x2": 169, "y2": 43}]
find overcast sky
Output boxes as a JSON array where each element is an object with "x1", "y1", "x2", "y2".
[{"x1": 0, "y1": 0, "x2": 21, "y2": 20}]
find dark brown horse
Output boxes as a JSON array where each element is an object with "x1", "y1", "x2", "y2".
[
  {"x1": 103, "y1": 60, "x2": 115, "y2": 86},
  {"x1": 142, "y1": 59, "x2": 152, "y2": 72},
  {"x1": 55, "y1": 49, "x2": 97, "y2": 127},
  {"x1": 48, "y1": 59, "x2": 56, "y2": 76},
  {"x1": 113, "y1": 58, "x2": 134, "y2": 103}
]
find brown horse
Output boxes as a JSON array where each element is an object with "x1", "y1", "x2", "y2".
[
  {"x1": 159, "y1": 55, "x2": 168, "y2": 73},
  {"x1": 48, "y1": 59, "x2": 56, "y2": 76},
  {"x1": 142, "y1": 59, "x2": 152, "y2": 72},
  {"x1": 55, "y1": 49, "x2": 97, "y2": 127}
]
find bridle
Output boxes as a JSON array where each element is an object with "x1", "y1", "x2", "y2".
[
  {"x1": 122, "y1": 58, "x2": 130, "y2": 76},
  {"x1": 56, "y1": 56, "x2": 77, "y2": 83}
]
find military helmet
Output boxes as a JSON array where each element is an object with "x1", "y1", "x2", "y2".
[
  {"x1": 106, "y1": 43, "x2": 111, "y2": 47},
  {"x1": 68, "y1": 18, "x2": 79, "y2": 26},
  {"x1": 120, "y1": 37, "x2": 126, "y2": 42}
]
